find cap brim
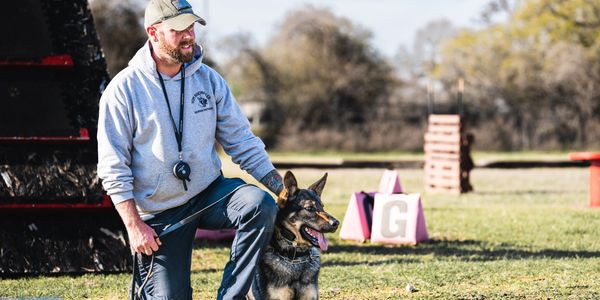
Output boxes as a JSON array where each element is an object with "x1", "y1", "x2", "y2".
[{"x1": 163, "y1": 13, "x2": 206, "y2": 31}]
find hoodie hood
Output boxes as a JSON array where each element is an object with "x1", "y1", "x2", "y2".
[{"x1": 128, "y1": 41, "x2": 204, "y2": 80}]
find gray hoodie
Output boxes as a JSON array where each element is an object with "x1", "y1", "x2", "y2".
[{"x1": 97, "y1": 42, "x2": 274, "y2": 217}]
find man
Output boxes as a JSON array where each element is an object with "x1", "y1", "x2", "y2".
[{"x1": 97, "y1": 0, "x2": 283, "y2": 298}]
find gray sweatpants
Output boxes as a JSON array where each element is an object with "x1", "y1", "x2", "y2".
[{"x1": 132, "y1": 175, "x2": 277, "y2": 299}]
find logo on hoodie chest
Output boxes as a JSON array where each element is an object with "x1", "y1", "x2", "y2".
[{"x1": 191, "y1": 91, "x2": 214, "y2": 113}]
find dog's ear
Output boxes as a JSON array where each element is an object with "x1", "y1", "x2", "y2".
[
  {"x1": 276, "y1": 189, "x2": 287, "y2": 209},
  {"x1": 277, "y1": 171, "x2": 298, "y2": 208},
  {"x1": 308, "y1": 173, "x2": 328, "y2": 197},
  {"x1": 283, "y1": 171, "x2": 299, "y2": 197}
]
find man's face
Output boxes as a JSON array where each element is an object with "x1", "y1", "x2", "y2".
[{"x1": 155, "y1": 23, "x2": 196, "y2": 63}]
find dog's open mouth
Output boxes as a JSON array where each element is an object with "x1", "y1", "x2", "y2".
[{"x1": 301, "y1": 226, "x2": 328, "y2": 251}]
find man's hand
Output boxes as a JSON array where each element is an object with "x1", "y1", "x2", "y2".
[
  {"x1": 127, "y1": 218, "x2": 162, "y2": 256},
  {"x1": 115, "y1": 200, "x2": 162, "y2": 256}
]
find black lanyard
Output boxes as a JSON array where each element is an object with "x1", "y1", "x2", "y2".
[{"x1": 157, "y1": 65, "x2": 185, "y2": 159}]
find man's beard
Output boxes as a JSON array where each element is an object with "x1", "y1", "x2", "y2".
[{"x1": 159, "y1": 37, "x2": 195, "y2": 63}]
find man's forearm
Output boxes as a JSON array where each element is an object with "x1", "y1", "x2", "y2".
[
  {"x1": 259, "y1": 169, "x2": 284, "y2": 195},
  {"x1": 115, "y1": 199, "x2": 143, "y2": 227}
]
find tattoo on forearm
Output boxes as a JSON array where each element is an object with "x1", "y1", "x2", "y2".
[{"x1": 260, "y1": 169, "x2": 283, "y2": 195}]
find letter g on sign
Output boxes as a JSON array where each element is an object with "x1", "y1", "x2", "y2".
[{"x1": 381, "y1": 200, "x2": 408, "y2": 238}]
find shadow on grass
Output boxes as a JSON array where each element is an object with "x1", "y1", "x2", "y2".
[
  {"x1": 191, "y1": 268, "x2": 222, "y2": 274},
  {"x1": 191, "y1": 238, "x2": 600, "y2": 270},
  {"x1": 325, "y1": 239, "x2": 600, "y2": 264},
  {"x1": 321, "y1": 257, "x2": 422, "y2": 268}
]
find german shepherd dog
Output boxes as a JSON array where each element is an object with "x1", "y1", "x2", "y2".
[{"x1": 248, "y1": 171, "x2": 339, "y2": 300}]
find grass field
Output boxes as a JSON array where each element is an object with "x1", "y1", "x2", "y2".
[{"x1": 2, "y1": 156, "x2": 600, "y2": 299}]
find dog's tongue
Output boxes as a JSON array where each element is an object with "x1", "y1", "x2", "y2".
[
  {"x1": 317, "y1": 232, "x2": 328, "y2": 252},
  {"x1": 306, "y1": 227, "x2": 328, "y2": 251}
]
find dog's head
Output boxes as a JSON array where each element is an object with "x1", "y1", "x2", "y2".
[{"x1": 275, "y1": 171, "x2": 339, "y2": 252}]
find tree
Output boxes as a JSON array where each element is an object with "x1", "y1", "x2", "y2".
[
  {"x1": 437, "y1": 0, "x2": 600, "y2": 150},
  {"x1": 266, "y1": 6, "x2": 394, "y2": 129},
  {"x1": 478, "y1": 0, "x2": 520, "y2": 24},
  {"x1": 542, "y1": 42, "x2": 600, "y2": 147},
  {"x1": 394, "y1": 19, "x2": 458, "y2": 113},
  {"x1": 413, "y1": 19, "x2": 458, "y2": 78},
  {"x1": 89, "y1": 0, "x2": 147, "y2": 77},
  {"x1": 221, "y1": 6, "x2": 396, "y2": 150},
  {"x1": 219, "y1": 33, "x2": 284, "y2": 146}
]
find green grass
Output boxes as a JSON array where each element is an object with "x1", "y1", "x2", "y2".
[{"x1": 2, "y1": 161, "x2": 600, "y2": 299}]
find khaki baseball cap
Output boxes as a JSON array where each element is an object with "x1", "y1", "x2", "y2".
[{"x1": 145, "y1": 0, "x2": 206, "y2": 31}]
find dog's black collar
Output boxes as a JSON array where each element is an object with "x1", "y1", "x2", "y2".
[
  {"x1": 272, "y1": 228, "x2": 311, "y2": 260},
  {"x1": 270, "y1": 240, "x2": 311, "y2": 260}
]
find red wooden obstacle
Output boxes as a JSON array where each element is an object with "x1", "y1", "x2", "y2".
[{"x1": 569, "y1": 152, "x2": 600, "y2": 207}]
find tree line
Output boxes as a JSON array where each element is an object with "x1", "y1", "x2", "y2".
[{"x1": 91, "y1": 0, "x2": 600, "y2": 151}]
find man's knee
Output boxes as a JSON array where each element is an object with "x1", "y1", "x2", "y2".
[
  {"x1": 256, "y1": 190, "x2": 277, "y2": 218},
  {"x1": 237, "y1": 187, "x2": 277, "y2": 224}
]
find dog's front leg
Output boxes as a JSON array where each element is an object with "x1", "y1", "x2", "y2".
[
  {"x1": 297, "y1": 285, "x2": 318, "y2": 300},
  {"x1": 266, "y1": 286, "x2": 294, "y2": 300}
]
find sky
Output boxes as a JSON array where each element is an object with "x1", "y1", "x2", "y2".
[{"x1": 189, "y1": 0, "x2": 487, "y2": 61}]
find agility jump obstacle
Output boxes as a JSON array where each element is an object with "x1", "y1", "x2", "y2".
[
  {"x1": 339, "y1": 170, "x2": 428, "y2": 245},
  {"x1": 424, "y1": 114, "x2": 473, "y2": 194}
]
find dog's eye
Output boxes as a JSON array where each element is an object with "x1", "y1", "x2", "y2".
[{"x1": 304, "y1": 206, "x2": 316, "y2": 212}]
